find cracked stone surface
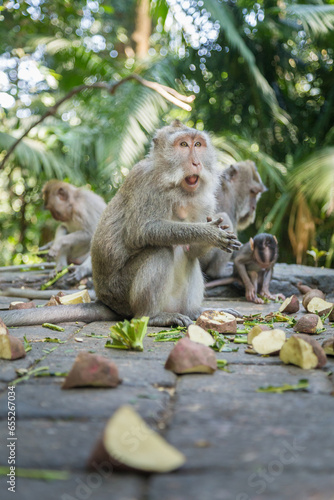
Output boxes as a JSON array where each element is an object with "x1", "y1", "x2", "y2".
[{"x1": 0, "y1": 265, "x2": 333, "y2": 500}]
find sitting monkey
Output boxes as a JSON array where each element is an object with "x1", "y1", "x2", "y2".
[
  {"x1": 40, "y1": 181, "x2": 106, "y2": 282},
  {"x1": 2, "y1": 121, "x2": 241, "y2": 327},
  {"x1": 201, "y1": 160, "x2": 267, "y2": 280},
  {"x1": 206, "y1": 233, "x2": 285, "y2": 304}
]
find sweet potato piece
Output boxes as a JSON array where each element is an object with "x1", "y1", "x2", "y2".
[
  {"x1": 59, "y1": 289, "x2": 91, "y2": 305},
  {"x1": 252, "y1": 329, "x2": 286, "y2": 355},
  {"x1": 280, "y1": 334, "x2": 327, "y2": 369},
  {"x1": 247, "y1": 324, "x2": 271, "y2": 345},
  {"x1": 322, "y1": 338, "x2": 334, "y2": 356},
  {"x1": 0, "y1": 318, "x2": 9, "y2": 335},
  {"x1": 293, "y1": 314, "x2": 323, "y2": 334},
  {"x1": 186, "y1": 324, "x2": 215, "y2": 347},
  {"x1": 165, "y1": 337, "x2": 217, "y2": 374},
  {"x1": 88, "y1": 405, "x2": 185, "y2": 472},
  {"x1": 302, "y1": 290, "x2": 326, "y2": 310},
  {"x1": 297, "y1": 282, "x2": 312, "y2": 295},
  {"x1": 62, "y1": 352, "x2": 121, "y2": 389},
  {"x1": 279, "y1": 295, "x2": 299, "y2": 314},
  {"x1": 0, "y1": 334, "x2": 26, "y2": 360},
  {"x1": 9, "y1": 301, "x2": 36, "y2": 310},
  {"x1": 196, "y1": 310, "x2": 237, "y2": 334},
  {"x1": 306, "y1": 297, "x2": 333, "y2": 316}
]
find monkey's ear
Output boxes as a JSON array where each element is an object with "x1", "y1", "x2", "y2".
[
  {"x1": 273, "y1": 235, "x2": 278, "y2": 244},
  {"x1": 171, "y1": 119, "x2": 184, "y2": 128},
  {"x1": 57, "y1": 187, "x2": 69, "y2": 201},
  {"x1": 226, "y1": 164, "x2": 238, "y2": 180},
  {"x1": 249, "y1": 237, "x2": 254, "y2": 251}
]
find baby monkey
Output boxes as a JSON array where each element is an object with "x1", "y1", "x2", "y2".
[{"x1": 206, "y1": 233, "x2": 285, "y2": 304}]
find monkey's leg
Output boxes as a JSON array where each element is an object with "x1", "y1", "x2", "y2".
[
  {"x1": 128, "y1": 247, "x2": 196, "y2": 327},
  {"x1": 248, "y1": 271, "x2": 264, "y2": 304}
]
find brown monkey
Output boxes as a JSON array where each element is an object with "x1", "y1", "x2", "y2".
[
  {"x1": 1, "y1": 121, "x2": 241, "y2": 327},
  {"x1": 41, "y1": 181, "x2": 106, "y2": 282},
  {"x1": 206, "y1": 233, "x2": 285, "y2": 304},
  {"x1": 201, "y1": 161, "x2": 267, "y2": 280}
]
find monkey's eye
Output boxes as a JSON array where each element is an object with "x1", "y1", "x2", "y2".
[
  {"x1": 180, "y1": 141, "x2": 188, "y2": 147},
  {"x1": 194, "y1": 141, "x2": 201, "y2": 147}
]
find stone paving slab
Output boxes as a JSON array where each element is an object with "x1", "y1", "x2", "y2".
[
  {"x1": 147, "y1": 470, "x2": 334, "y2": 500},
  {"x1": 0, "y1": 266, "x2": 333, "y2": 500}
]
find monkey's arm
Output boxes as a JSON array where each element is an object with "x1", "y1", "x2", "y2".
[
  {"x1": 49, "y1": 230, "x2": 91, "y2": 271},
  {"x1": 135, "y1": 219, "x2": 240, "y2": 253},
  {"x1": 234, "y1": 251, "x2": 257, "y2": 302}
]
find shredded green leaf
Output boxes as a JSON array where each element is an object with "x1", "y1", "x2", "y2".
[
  {"x1": 42, "y1": 323, "x2": 65, "y2": 332},
  {"x1": 43, "y1": 337, "x2": 66, "y2": 343},
  {"x1": 106, "y1": 316, "x2": 149, "y2": 351},
  {"x1": 23, "y1": 334, "x2": 32, "y2": 352},
  {"x1": 257, "y1": 379, "x2": 309, "y2": 393},
  {"x1": 0, "y1": 466, "x2": 69, "y2": 480}
]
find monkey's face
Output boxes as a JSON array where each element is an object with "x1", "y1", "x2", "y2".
[
  {"x1": 44, "y1": 189, "x2": 72, "y2": 222},
  {"x1": 236, "y1": 164, "x2": 267, "y2": 230},
  {"x1": 173, "y1": 133, "x2": 215, "y2": 194},
  {"x1": 252, "y1": 234, "x2": 278, "y2": 269}
]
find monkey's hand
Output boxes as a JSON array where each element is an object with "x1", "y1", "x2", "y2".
[
  {"x1": 245, "y1": 286, "x2": 264, "y2": 304},
  {"x1": 206, "y1": 217, "x2": 241, "y2": 253}
]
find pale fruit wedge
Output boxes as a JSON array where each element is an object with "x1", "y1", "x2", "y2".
[
  {"x1": 186, "y1": 324, "x2": 215, "y2": 347},
  {"x1": 247, "y1": 324, "x2": 271, "y2": 345},
  {"x1": 89, "y1": 406, "x2": 185, "y2": 472},
  {"x1": 252, "y1": 329, "x2": 286, "y2": 355},
  {"x1": 0, "y1": 333, "x2": 26, "y2": 360},
  {"x1": 62, "y1": 352, "x2": 121, "y2": 389},
  {"x1": 280, "y1": 334, "x2": 326, "y2": 369},
  {"x1": 59, "y1": 289, "x2": 91, "y2": 305},
  {"x1": 165, "y1": 337, "x2": 217, "y2": 374},
  {"x1": 293, "y1": 314, "x2": 323, "y2": 334},
  {"x1": 306, "y1": 297, "x2": 333, "y2": 316},
  {"x1": 279, "y1": 295, "x2": 299, "y2": 314}
]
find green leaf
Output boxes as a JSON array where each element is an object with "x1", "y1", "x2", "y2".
[
  {"x1": 257, "y1": 379, "x2": 309, "y2": 393},
  {"x1": 107, "y1": 317, "x2": 149, "y2": 351}
]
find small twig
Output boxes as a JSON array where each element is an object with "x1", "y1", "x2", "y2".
[
  {"x1": 0, "y1": 75, "x2": 195, "y2": 170},
  {"x1": 0, "y1": 262, "x2": 55, "y2": 272}
]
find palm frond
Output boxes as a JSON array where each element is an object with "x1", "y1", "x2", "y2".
[
  {"x1": 94, "y1": 82, "x2": 169, "y2": 179},
  {"x1": 284, "y1": 4, "x2": 334, "y2": 36},
  {"x1": 202, "y1": 0, "x2": 290, "y2": 126},
  {"x1": 0, "y1": 132, "x2": 67, "y2": 178},
  {"x1": 289, "y1": 147, "x2": 334, "y2": 211},
  {"x1": 213, "y1": 133, "x2": 286, "y2": 191}
]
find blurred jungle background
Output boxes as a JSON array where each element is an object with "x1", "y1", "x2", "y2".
[{"x1": 0, "y1": 0, "x2": 333, "y2": 268}]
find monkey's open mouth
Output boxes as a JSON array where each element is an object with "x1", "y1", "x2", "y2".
[{"x1": 185, "y1": 175, "x2": 199, "y2": 186}]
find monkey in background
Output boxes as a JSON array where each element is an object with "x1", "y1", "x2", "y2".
[
  {"x1": 2, "y1": 120, "x2": 241, "y2": 327},
  {"x1": 40, "y1": 181, "x2": 106, "y2": 283},
  {"x1": 206, "y1": 233, "x2": 285, "y2": 304},
  {"x1": 201, "y1": 160, "x2": 267, "y2": 280}
]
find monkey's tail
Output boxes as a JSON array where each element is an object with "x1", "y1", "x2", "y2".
[{"x1": 0, "y1": 303, "x2": 119, "y2": 327}]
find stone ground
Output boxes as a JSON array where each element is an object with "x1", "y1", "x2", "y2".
[{"x1": 0, "y1": 265, "x2": 334, "y2": 500}]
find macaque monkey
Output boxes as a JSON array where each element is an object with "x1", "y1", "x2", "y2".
[
  {"x1": 206, "y1": 233, "x2": 285, "y2": 304},
  {"x1": 41, "y1": 181, "x2": 106, "y2": 282},
  {"x1": 201, "y1": 161, "x2": 267, "y2": 280},
  {"x1": 1, "y1": 121, "x2": 241, "y2": 327}
]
